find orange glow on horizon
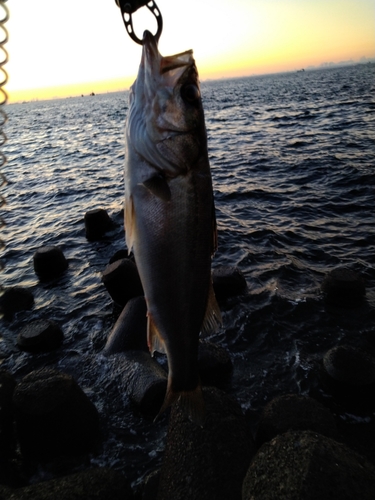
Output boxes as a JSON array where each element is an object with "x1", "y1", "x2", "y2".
[
  {"x1": 4, "y1": 0, "x2": 375, "y2": 103},
  {"x1": 7, "y1": 77, "x2": 134, "y2": 103}
]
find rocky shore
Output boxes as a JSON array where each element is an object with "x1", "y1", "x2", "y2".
[{"x1": 1, "y1": 210, "x2": 374, "y2": 499}]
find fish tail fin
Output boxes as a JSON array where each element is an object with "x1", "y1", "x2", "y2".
[{"x1": 155, "y1": 379, "x2": 206, "y2": 427}]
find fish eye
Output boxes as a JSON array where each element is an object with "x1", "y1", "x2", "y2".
[{"x1": 181, "y1": 84, "x2": 200, "y2": 103}]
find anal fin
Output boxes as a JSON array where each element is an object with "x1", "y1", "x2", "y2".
[
  {"x1": 124, "y1": 194, "x2": 135, "y2": 253},
  {"x1": 201, "y1": 282, "x2": 222, "y2": 336},
  {"x1": 147, "y1": 314, "x2": 166, "y2": 355}
]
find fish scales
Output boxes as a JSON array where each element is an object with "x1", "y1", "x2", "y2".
[{"x1": 124, "y1": 31, "x2": 221, "y2": 424}]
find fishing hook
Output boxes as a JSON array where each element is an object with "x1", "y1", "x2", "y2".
[{"x1": 116, "y1": 0, "x2": 163, "y2": 45}]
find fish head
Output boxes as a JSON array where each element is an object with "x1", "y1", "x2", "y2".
[{"x1": 127, "y1": 31, "x2": 206, "y2": 174}]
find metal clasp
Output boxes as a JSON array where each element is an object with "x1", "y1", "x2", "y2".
[{"x1": 116, "y1": 0, "x2": 163, "y2": 45}]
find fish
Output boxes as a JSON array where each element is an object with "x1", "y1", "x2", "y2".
[{"x1": 124, "y1": 30, "x2": 221, "y2": 424}]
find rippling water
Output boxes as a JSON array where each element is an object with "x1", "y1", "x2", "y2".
[{"x1": 1, "y1": 63, "x2": 375, "y2": 485}]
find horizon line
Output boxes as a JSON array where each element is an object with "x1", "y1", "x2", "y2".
[{"x1": 6, "y1": 58, "x2": 375, "y2": 105}]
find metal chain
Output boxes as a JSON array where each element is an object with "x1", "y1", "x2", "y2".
[{"x1": 0, "y1": 0, "x2": 8, "y2": 284}]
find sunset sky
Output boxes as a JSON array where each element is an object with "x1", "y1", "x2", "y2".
[{"x1": 4, "y1": 0, "x2": 375, "y2": 102}]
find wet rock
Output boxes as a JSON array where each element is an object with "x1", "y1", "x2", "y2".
[
  {"x1": 0, "y1": 370, "x2": 16, "y2": 460},
  {"x1": 102, "y1": 258, "x2": 143, "y2": 307},
  {"x1": 256, "y1": 394, "x2": 337, "y2": 446},
  {"x1": 0, "y1": 287, "x2": 34, "y2": 320},
  {"x1": 242, "y1": 430, "x2": 375, "y2": 500},
  {"x1": 115, "y1": 351, "x2": 167, "y2": 416},
  {"x1": 103, "y1": 297, "x2": 148, "y2": 354},
  {"x1": 0, "y1": 485, "x2": 14, "y2": 499},
  {"x1": 198, "y1": 340, "x2": 233, "y2": 388},
  {"x1": 13, "y1": 368, "x2": 100, "y2": 460},
  {"x1": 212, "y1": 266, "x2": 247, "y2": 300},
  {"x1": 109, "y1": 248, "x2": 129, "y2": 264},
  {"x1": 33, "y1": 246, "x2": 68, "y2": 280},
  {"x1": 16, "y1": 319, "x2": 63, "y2": 352},
  {"x1": 84, "y1": 208, "x2": 113, "y2": 240},
  {"x1": 157, "y1": 387, "x2": 255, "y2": 500},
  {"x1": 320, "y1": 345, "x2": 375, "y2": 410},
  {"x1": 139, "y1": 469, "x2": 161, "y2": 500},
  {"x1": 321, "y1": 267, "x2": 366, "y2": 306},
  {"x1": 8, "y1": 467, "x2": 133, "y2": 500}
]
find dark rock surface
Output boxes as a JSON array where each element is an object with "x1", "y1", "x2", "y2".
[
  {"x1": 321, "y1": 267, "x2": 366, "y2": 306},
  {"x1": 109, "y1": 248, "x2": 129, "y2": 264},
  {"x1": 212, "y1": 266, "x2": 247, "y2": 300},
  {"x1": 198, "y1": 340, "x2": 233, "y2": 388},
  {"x1": 16, "y1": 319, "x2": 64, "y2": 352},
  {"x1": 0, "y1": 370, "x2": 16, "y2": 460},
  {"x1": 256, "y1": 394, "x2": 338, "y2": 445},
  {"x1": 33, "y1": 246, "x2": 68, "y2": 280},
  {"x1": 84, "y1": 208, "x2": 113, "y2": 240},
  {"x1": 156, "y1": 386, "x2": 255, "y2": 500},
  {"x1": 13, "y1": 368, "x2": 100, "y2": 460},
  {"x1": 139, "y1": 469, "x2": 161, "y2": 500},
  {"x1": 6, "y1": 468, "x2": 133, "y2": 500},
  {"x1": 243, "y1": 430, "x2": 375, "y2": 500},
  {"x1": 112, "y1": 351, "x2": 167, "y2": 416},
  {"x1": 103, "y1": 296, "x2": 148, "y2": 354},
  {"x1": 101, "y1": 257, "x2": 143, "y2": 306},
  {"x1": 320, "y1": 344, "x2": 375, "y2": 410},
  {"x1": 0, "y1": 287, "x2": 34, "y2": 320}
]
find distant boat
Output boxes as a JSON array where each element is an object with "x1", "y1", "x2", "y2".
[
  {"x1": 90, "y1": 92, "x2": 95, "y2": 96},
  {"x1": 297, "y1": 69, "x2": 305, "y2": 73}
]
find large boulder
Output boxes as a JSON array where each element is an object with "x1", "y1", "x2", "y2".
[
  {"x1": 0, "y1": 370, "x2": 16, "y2": 460},
  {"x1": 156, "y1": 387, "x2": 255, "y2": 500},
  {"x1": 320, "y1": 345, "x2": 375, "y2": 410},
  {"x1": 101, "y1": 258, "x2": 143, "y2": 307},
  {"x1": 16, "y1": 319, "x2": 63, "y2": 352},
  {"x1": 13, "y1": 368, "x2": 100, "y2": 460},
  {"x1": 84, "y1": 208, "x2": 113, "y2": 240},
  {"x1": 0, "y1": 287, "x2": 34, "y2": 320},
  {"x1": 256, "y1": 394, "x2": 337, "y2": 445},
  {"x1": 198, "y1": 340, "x2": 233, "y2": 388},
  {"x1": 112, "y1": 351, "x2": 167, "y2": 416},
  {"x1": 212, "y1": 266, "x2": 247, "y2": 300},
  {"x1": 103, "y1": 296, "x2": 148, "y2": 354},
  {"x1": 321, "y1": 268, "x2": 366, "y2": 306},
  {"x1": 33, "y1": 246, "x2": 68, "y2": 280},
  {"x1": 6, "y1": 468, "x2": 133, "y2": 500},
  {"x1": 243, "y1": 430, "x2": 375, "y2": 500}
]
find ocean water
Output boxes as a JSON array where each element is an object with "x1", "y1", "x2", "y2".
[{"x1": 1, "y1": 63, "x2": 375, "y2": 485}]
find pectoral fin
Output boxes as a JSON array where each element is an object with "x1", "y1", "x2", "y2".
[
  {"x1": 143, "y1": 174, "x2": 171, "y2": 202},
  {"x1": 201, "y1": 283, "x2": 222, "y2": 336}
]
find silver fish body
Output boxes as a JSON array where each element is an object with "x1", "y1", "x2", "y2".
[{"x1": 124, "y1": 31, "x2": 221, "y2": 423}]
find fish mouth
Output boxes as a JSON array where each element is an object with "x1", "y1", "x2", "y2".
[
  {"x1": 141, "y1": 30, "x2": 194, "y2": 79},
  {"x1": 142, "y1": 30, "x2": 159, "y2": 66}
]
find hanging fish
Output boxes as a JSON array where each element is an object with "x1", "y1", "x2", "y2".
[{"x1": 124, "y1": 31, "x2": 221, "y2": 424}]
